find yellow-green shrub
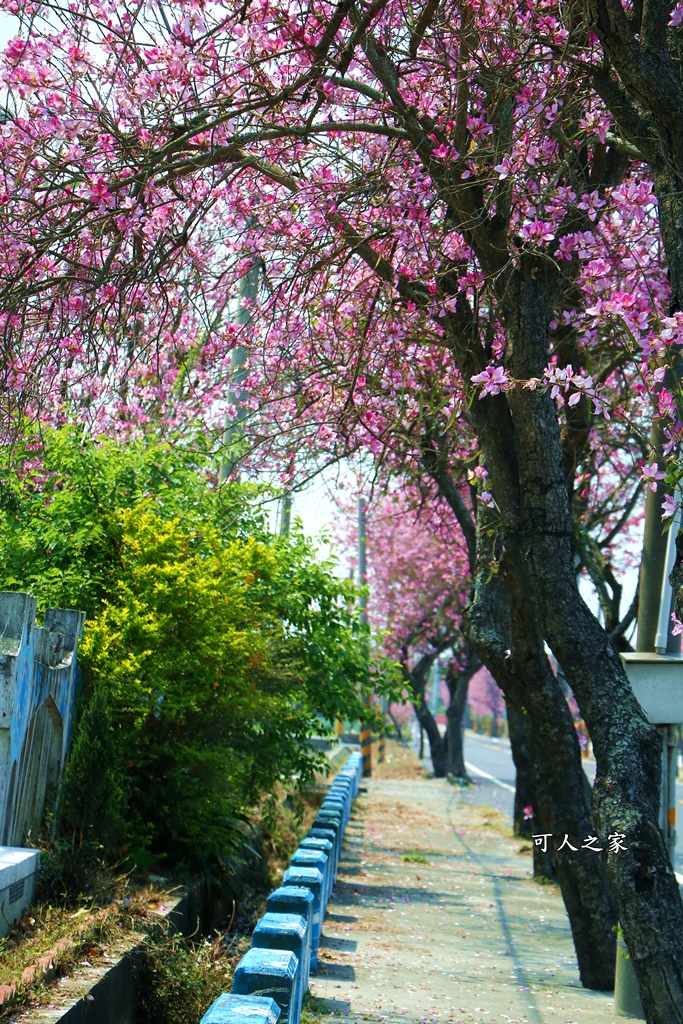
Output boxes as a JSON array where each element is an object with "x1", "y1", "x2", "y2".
[{"x1": 78, "y1": 509, "x2": 371, "y2": 869}]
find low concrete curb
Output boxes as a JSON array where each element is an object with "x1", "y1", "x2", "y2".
[{"x1": 203, "y1": 751, "x2": 363, "y2": 1024}]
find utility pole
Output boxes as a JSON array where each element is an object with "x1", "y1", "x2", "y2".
[
  {"x1": 279, "y1": 491, "x2": 293, "y2": 536},
  {"x1": 358, "y1": 497, "x2": 373, "y2": 777},
  {"x1": 637, "y1": 421, "x2": 670, "y2": 651},
  {"x1": 219, "y1": 256, "x2": 261, "y2": 482},
  {"x1": 637, "y1": 363, "x2": 683, "y2": 650}
]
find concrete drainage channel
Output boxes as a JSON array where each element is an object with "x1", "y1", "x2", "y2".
[
  {"x1": 203, "y1": 752, "x2": 362, "y2": 1024},
  {"x1": 15, "y1": 879, "x2": 209, "y2": 1024},
  {"x1": 14, "y1": 750, "x2": 362, "y2": 1024}
]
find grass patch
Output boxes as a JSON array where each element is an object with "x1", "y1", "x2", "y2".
[
  {"x1": 301, "y1": 993, "x2": 337, "y2": 1024},
  {"x1": 401, "y1": 853, "x2": 430, "y2": 864},
  {"x1": 0, "y1": 881, "x2": 176, "y2": 1022},
  {"x1": 137, "y1": 932, "x2": 246, "y2": 1024},
  {"x1": 477, "y1": 806, "x2": 510, "y2": 835}
]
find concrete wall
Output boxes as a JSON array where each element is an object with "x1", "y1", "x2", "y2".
[{"x1": 0, "y1": 593, "x2": 85, "y2": 846}]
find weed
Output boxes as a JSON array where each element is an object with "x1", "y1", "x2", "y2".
[
  {"x1": 137, "y1": 932, "x2": 244, "y2": 1024},
  {"x1": 533, "y1": 874, "x2": 558, "y2": 886},
  {"x1": 479, "y1": 807, "x2": 510, "y2": 835},
  {"x1": 37, "y1": 837, "x2": 118, "y2": 908},
  {"x1": 301, "y1": 992, "x2": 336, "y2": 1024},
  {"x1": 401, "y1": 853, "x2": 429, "y2": 864}
]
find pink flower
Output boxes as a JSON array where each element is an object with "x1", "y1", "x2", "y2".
[
  {"x1": 477, "y1": 490, "x2": 496, "y2": 509},
  {"x1": 523, "y1": 805, "x2": 533, "y2": 820},
  {"x1": 642, "y1": 463, "x2": 666, "y2": 492},
  {"x1": 671, "y1": 612, "x2": 683, "y2": 637},
  {"x1": 471, "y1": 366, "x2": 510, "y2": 397},
  {"x1": 431, "y1": 142, "x2": 458, "y2": 161},
  {"x1": 661, "y1": 494, "x2": 679, "y2": 520}
]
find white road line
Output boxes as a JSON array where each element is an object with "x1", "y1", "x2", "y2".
[
  {"x1": 467, "y1": 763, "x2": 683, "y2": 883},
  {"x1": 465, "y1": 761, "x2": 516, "y2": 793}
]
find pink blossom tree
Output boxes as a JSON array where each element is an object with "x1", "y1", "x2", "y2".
[
  {"x1": 348, "y1": 485, "x2": 477, "y2": 778},
  {"x1": 467, "y1": 665, "x2": 506, "y2": 735},
  {"x1": 0, "y1": 0, "x2": 681, "y2": 1007}
]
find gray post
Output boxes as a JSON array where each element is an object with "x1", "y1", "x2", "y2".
[
  {"x1": 358, "y1": 497, "x2": 367, "y2": 627},
  {"x1": 219, "y1": 257, "x2": 261, "y2": 482},
  {"x1": 655, "y1": 494, "x2": 682, "y2": 653},
  {"x1": 616, "y1": 475, "x2": 682, "y2": 1019},
  {"x1": 358, "y1": 498, "x2": 372, "y2": 778},
  {"x1": 280, "y1": 492, "x2": 293, "y2": 536}
]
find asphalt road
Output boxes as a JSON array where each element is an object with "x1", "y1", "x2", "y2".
[{"x1": 426, "y1": 730, "x2": 683, "y2": 879}]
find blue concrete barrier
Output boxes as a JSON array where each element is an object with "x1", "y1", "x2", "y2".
[
  {"x1": 321, "y1": 797, "x2": 347, "y2": 830},
  {"x1": 313, "y1": 810, "x2": 342, "y2": 843},
  {"x1": 344, "y1": 755, "x2": 362, "y2": 797},
  {"x1": 201, "y1": 993, "x2": 281, "y2": 1024},
  {"x1": 265, "y1": 887, "x2": 314, "y2": 986},
  {"x1": 252, "y1": 913, "x2": 308, "y2": 1014},
  {"x1": 307, "y1": 825, "x2": 337, "y2": 846},
  {"x1": 232, "y1": 948, "x2": 299, "y2": 1024},
  {"x1": 315, "y1": 807, "x2": 342, "y2": 827},
  {"x1": 321, "y1": 795, "x2": 345, "y2": 815},
  {"x1": 307, "y1": 826, "x2": 339, "y2": 882},
  {"x1": 330, "y1": 774, "x2": 353, "y2": 803},
  {"x1": 288, "y1": 848, "x2": 330, "y2": 915},
  {"x1": 313, "y1": 813, "x2": 342, "y2": 868},
  {"x1": 208, "y1": 753, "x2": 366, "y2": 1024},
  {"x1": 330, "y1": 775, "x2": 352, "y2": 798},
  {"x1": 282, "y1": 865, "x2": 325, "y2": 964},
  {"x1": 298, "y1": 837, "x2": 334, "y2": 905},
  {"x1": 329, "y1": 783, "x2": 352, "y2": 809},
  {"x1": 312, "y1": 814, "x2": 342, "y2": 884}
]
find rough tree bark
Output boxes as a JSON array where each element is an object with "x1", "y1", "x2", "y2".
[
  {"x1": 403, "y1": 650, "x2": 450, "y2": 777},
  {"x1": 507, "y1": 704, "x2": 556, "y2": 879},
  {"x1": 464, "y1": 527, "x2": 617, "y2": 989},
  {"x1": 460, "y1": 254, "x2": 683, "y2": 1020},
  {"x1": 423, "y1": 436, "x2": 615, "y2": 984},
  {"x1": 413, "y1": 696, "x2": 448, "y2": 777},
  {"x1": 507, "y1": 705, "x2": 534, "y2": 839},
  {"x1": 444, "y1": 658, "x2": 475, "y2": 780}
]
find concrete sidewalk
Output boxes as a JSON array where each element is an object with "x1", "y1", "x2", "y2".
[{"x1": 309, "y1": 743, "x2": 619, "y2": 1024}]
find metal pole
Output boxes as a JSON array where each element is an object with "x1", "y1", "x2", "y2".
[
  {"x1": 668, "y1": 725, "x2": 678, "y2": 859},
  {"x1": 658, "y1": 724, "x2": 678, "y2": 860},
  {"x1": 358, "y1": 497, "x2": 372, "y2": 778},
  {"x1": 429, "y1": 660, "x2": 440, "y2": 715},
  {"x1": 219, "y1": 257, "x2": 261, "y2": 482},
  {"x1": 655, "y1": 493, "x2": 682, "y2": 653},
  {"x1": 378, "y1": 695, "x2": 387, "y2": 764},
  {"x1": 280, "y1": 491, "x2": 293, "y2": 536}
]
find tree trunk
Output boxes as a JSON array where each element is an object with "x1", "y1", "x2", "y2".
[
  {"x1": 507, "y1": 704, "x2": 535, "y2": 839},
  {"x1": 422, "y1": 261, "x2": 619, "y2": 988},
  {"x1": 445, "y1": 663, "x2": 472, "y2": 780},
  {"x1": 466, "y1": 255, "x2": 683, "y2": 1016},
  {"x1": 413, "y1": 698, "x2": 448, "y2": 777},
  {"x1": 516, "y1": 539, "x2": 683, "y2": 1018},
  {"x1": 508, "y1": 702, "x2": 557, "y2": 880},
  {"x1": 512, "y1": 531, "x2": 683, "y2": 1018},
  {"x1": 387, "y1": 706, "x2": 404, "y2": 742},
  {"x1": 465, "y1": 558, "x2": 617, "y2": 989}
]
